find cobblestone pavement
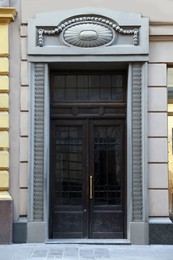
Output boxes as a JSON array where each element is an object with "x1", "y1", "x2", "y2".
[{"x1": 0, "y1": 244, "x2": 173, "y2": 260}]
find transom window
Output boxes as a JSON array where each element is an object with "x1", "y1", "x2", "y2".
[{"x1": 52, "y1": 71, "x2": 126, "y2": 102}]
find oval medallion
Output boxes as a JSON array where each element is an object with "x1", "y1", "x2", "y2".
[
  {"x1": 63, "y1": 23, "x2": 114, "y2": 48},
  {"x1": 79, "y1": 30, "x2": 98, "y2": 41}
]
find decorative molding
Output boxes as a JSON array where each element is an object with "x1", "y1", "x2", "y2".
[
  {"x1": 132, "y1": 64, "x2": 143, "y2": 222},
  {"x1": 37, "y1": 15, "x2": 139, "y2": 48},
  {"x1": 33, "y1": 63, "x2": 44, "y2": 222},
  {"x1": 63, "y1": 23, "x2": 114, "y2": 48}
]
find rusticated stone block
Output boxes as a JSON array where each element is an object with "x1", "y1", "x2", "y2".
[{"x1": 0, "y1": 200, "x2": 12, "y2": 244}]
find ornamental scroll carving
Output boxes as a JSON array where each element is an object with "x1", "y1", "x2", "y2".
[{"x1": 37, "y1": 15, "x2": 139, "y2": 48}]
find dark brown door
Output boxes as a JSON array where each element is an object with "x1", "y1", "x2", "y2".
[
  {"x1": 49, "y1": 70, "x2": 127, "y2": 239},
  {"x1": 49, "y1": 119, "x2": 125, "y2": 238},
  {"x1": 89, "y1": 119, "x2": 125, "y2": 238}
]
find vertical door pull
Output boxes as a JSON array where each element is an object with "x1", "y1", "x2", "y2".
[{"x1": 90, "y1": 176, "x2": 93, "y2": 199}]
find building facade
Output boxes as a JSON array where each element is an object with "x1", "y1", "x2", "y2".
[{"x1": 0, "y1": 0, "x2": 173, "y2": 244}]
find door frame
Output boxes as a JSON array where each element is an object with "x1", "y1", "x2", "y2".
[
  {"x1": 28, "y1": 61, "x2": 148, "y2": 243},
  {"x1": 28, "y1": 7, "x2": 149, "y2": 244},
  {"x1": 49, "y1": 67, "x2": 128, "y2": 238}
]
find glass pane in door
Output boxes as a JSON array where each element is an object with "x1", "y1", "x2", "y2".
[
  {"x1": 55, "y1": 126, "x2": 83, "y2": 206},
  {"x1": 94, "y1": 125, "x2": 121, "y2": 205}
]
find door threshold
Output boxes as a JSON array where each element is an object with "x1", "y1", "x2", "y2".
[{"x1": 46, "y1": 239, "x2": 131, "y2": 245}]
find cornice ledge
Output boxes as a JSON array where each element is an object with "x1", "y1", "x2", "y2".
[
  {"x1": 0, "y1": 191, "x2": 12, "y2": 200},
  {"x1": 150, "y1": 21, "x2": 173, "y2": 26},
  {"x1": 150, "y1": 35, "x2": 173, "y2": 42},
  {"x1": 0, "y1": 7, "x2": 16, "y2": 23}
]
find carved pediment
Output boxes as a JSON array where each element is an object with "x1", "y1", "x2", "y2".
[{"x1": 28, "y1": 8, "x2": 149, "y2": 58}]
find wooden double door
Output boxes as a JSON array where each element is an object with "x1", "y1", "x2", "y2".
[
  {"x1": 49, "y1": 70, "x2": 127, "y2": 239},
  {"x1": 49, "y1": 118, "x2": 126, "y2": 239}
]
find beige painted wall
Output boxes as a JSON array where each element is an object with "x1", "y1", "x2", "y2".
[
  {"x1": 148, "y1": 63, "x2": 169, "y2": 216},
  {"x1": 9, "y1": 0, "x2": 22, "y2": 221},
  {"x1": 21, "y1": 0, "x2": 173, "y2": 23}
]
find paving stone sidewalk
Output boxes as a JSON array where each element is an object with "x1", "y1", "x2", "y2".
[{"x1": 0, "y1": 244, "x2": 173, "y2": 260}]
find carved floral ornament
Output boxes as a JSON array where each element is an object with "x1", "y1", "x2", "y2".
[{"x1": 38, "y1": 15, "x2": 139, "y2": 48}]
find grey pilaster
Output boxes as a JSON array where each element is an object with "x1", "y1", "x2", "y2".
[
  {"x1": 132, "y1": 63, "x2": 143, "y2": 222},
  {"x1": 129, "y1": 63, "x2": 149, "y2": 244},
  {"x1": 28, "y1": 63, "x2": 46, "y2": 242},
  {"x1": 33, "y1": 63, "x2": 45, "y2": 222}
]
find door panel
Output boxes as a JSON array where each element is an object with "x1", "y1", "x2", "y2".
[
  {"x1": 49, "y1": 119, "x2": 125, "y2": 239},
  {"x1": 55, "y1": 125, "x2": 83, "y2": 206},
  {"x1": 90, "y1": 120, "x2": 125, "y2": 238},
  {"x1": 50, "y1": 120, "x2": 86, "y2": 238},
  {"x1": 93, "y1": 124, "x2": 122, "y2": 206}
]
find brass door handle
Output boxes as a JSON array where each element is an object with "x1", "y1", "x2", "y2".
[{"x1": 90, "y1": 176, "x2": 93, "y2": 199}]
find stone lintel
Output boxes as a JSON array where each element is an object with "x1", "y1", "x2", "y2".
[{"x1": 0, "y1": 191, "x2": 12, "y2": 200}]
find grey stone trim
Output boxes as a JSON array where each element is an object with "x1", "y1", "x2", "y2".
[
  {"x1": 130, "y1": 222, "x2": 149, "y2": 245},
  {"x1": 141, "y1": 62, "x2": 148, "y2": 222},
  {"x1": 28, "y1": 63, "x2": 149, "y2": 242},
  {"x1": 27, "y1": 222, "x2": 46, "y2": 243},
  {"x1": 28, "y1": 55, "x2": 149, "y2": 63},
  {"x1": 27, "y1": 8, "x2": 149, "y2": 243},
  {"x1": 44, "y1": 64, "x2": 50, "y2": 238},
  {"x1": 33, "y1": 63, "x2": 45, "y2": 222},
  {"x1": 28, "y1": 8, "x2": 149, "y2": 56},
  {"x1": 132, "y1": 64, "x2": 143, "y2": 222},
  {"x1": 127, "y1": 64, "x2": 133, "y2": 235}
]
